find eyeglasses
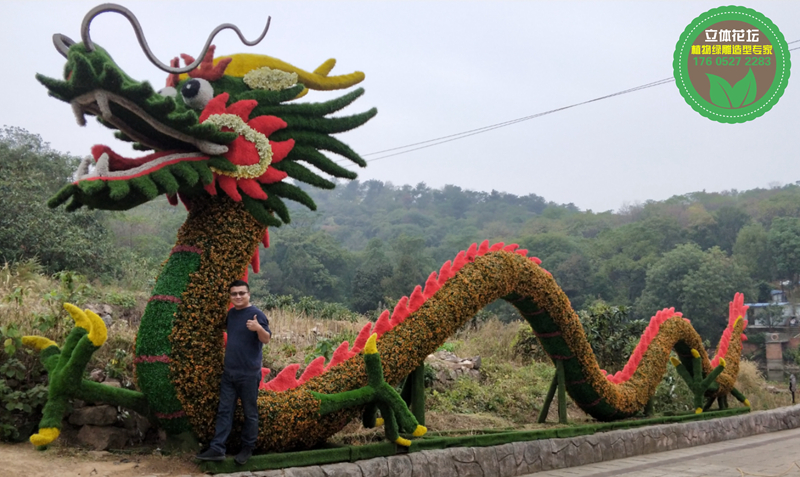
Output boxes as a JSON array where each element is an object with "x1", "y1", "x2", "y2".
[{"x1": 229, "y1": 291, "x2": 249, "y2": 297}]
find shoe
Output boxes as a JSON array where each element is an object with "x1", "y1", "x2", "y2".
[
  {"x1": 195, "y1": 448, "x2": 225, "y2": 461},
  {"x1": 234, "y1": 447, "x2": 253, "y2": 465}
]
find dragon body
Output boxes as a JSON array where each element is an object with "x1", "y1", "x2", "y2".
[{"x1": 25, "y1": 7, "x2": 750, "y2": 453}]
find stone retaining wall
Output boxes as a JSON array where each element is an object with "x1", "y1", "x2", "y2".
[{"x1": 232, "y1": 404, "x2": 800, "y2": 477}]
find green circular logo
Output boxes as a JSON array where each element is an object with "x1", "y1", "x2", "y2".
[{"x1": 673, "y1": 6, "x2": 791, "y2": 123}]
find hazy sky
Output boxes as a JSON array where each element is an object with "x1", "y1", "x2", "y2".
[{"x1": 2, "y1": 1, "x2": 797, "y2": 212}]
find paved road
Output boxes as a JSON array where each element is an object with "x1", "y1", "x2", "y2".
[{"x1": 526, "y1": 427, "x2": 800, "y2": 477}]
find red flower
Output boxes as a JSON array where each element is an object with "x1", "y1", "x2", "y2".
[{"x1": 199, "y1": 92, "x2": 294, "y2": 201}]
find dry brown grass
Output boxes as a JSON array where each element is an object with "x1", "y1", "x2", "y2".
[
  {"x1": 261, "y1": 309, "x2": 371, "y2": 375},
  {"x1": 0, "y1": 261, "x2": 60, "y2": 335},
  {"x1": 734, "y1": 359, "x2": 793, "y2": 410},
  {"x1": 452, "y1": 317, "x2": 523, "y2": 362}
]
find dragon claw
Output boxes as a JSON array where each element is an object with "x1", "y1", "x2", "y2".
[
  {"x1": 673, "y1": 349, "x2": 744, "y2": 411},
  {"x1": 29, "y1": 427, "x2": 60, "y2": 446},
  {"x1": 311, "y1": 333, "x2": 425, "y2": 446},
  {"x1": 729, "y1": 387, "x2": 750, "y2": 407},
  {"x1": 63, "y1": 303, "x2": 92, "y2": 331},
  {"x1": 63, "y1": 304, "x2": 108, "y2": 346},
  {"x1": 21, "y1": 336, "x2": 58, "y2": 351},
  {"x1": 83, "y1": 308, "x2": 108, "y2": 347},
  {"x1": 364, "y1": 333, "x2": 378, "y2": 355}
]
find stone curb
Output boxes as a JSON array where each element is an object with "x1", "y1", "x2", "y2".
[{"x1": 218, "y1": 404, "x2": 800, "y2": 477}]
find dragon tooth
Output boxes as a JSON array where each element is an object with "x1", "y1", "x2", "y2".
[
  {"x1": 71, "y1": 102, "x2": 87, "y2": 126},
  {"x1": 95, "y1": 91, "x2": 113, "y2": 120},
  {"x1": 95, "y1": 153, "x2": 110, "y2": 177},
  {"x1": 197, "y1": 142, "x2": 229, "y2": 156},
  {"x1": 75, "y1": 156, "x2": 92, "y2": 180}
]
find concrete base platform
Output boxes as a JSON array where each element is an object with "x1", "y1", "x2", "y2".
[
  {"x1": 216, "y1": 404, "x2": 800, "y2": 477},
  {"x1": 529, "y1": 426, "x2": 800, "y2": 476}
]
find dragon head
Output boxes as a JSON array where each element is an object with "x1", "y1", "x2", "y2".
[{"x1": 38, "y1": 4, "x2": 375, "y2": 227}]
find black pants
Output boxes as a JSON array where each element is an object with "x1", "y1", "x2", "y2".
[{"x1": 208, "y1": 371, "x2": 260, "y2": 453}]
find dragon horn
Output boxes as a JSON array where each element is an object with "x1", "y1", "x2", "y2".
[{"x1": 52, "y1": 3, "x2": 271, "y2": 74}]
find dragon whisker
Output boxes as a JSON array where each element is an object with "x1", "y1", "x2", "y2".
[{"x1": 64, "y1": 3, "x2": 271, "y2": 74}]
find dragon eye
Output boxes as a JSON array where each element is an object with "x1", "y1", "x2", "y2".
[
  {"x1": 180, "y1": 78, "x2": 213, "y2": 109},
  {"x1": 158, "y1": 86, "x2": 177, "y2": 98}
]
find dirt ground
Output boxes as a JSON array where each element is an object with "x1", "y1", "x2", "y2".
[{"x1": 0, "y1": 443, "x2": 201, "y2": 477}]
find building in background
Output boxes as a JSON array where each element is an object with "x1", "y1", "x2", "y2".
[{"x1": 745, "y1": 290, "x2": 800, "y2": 381}]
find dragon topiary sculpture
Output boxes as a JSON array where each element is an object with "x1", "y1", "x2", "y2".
[{"x1": 23, "y1": 3, "x2": 751, "y2": 454}]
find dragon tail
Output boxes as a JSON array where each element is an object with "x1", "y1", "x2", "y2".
[{"x1": 248, "y1": 241, "x2": 749, "y2": 451}]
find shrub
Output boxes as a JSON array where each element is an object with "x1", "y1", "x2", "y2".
[
  {"x1": 427, "y1": 360, "x2": 571, "y2": 424},
  {"x1": 651, "y1": 359, "x2": 693, "y2": 414},
  {"x1": 0, "y1": 325, "x2": 49, "y2": 442},
  {"x1": 578, "y1": 303, "x2": 646, "y2": 374},
  {"x1": 511, "y1": 323, "x2": 551, "y2": 363}
]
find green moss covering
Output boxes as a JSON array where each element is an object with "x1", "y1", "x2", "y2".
[
  {"x1": 255, "y1": 88, "x2": 365, "y2": 117},
  {"x1": 200, "y1": 406, "x2": 750, "y2": 474},
  {"x1": 135, "y1": 250, "x2": 201, "y2": 433}
]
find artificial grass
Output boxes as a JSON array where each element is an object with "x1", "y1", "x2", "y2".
[{"x1": 200, "y1": 406, "x2": 750, "y2": 474}]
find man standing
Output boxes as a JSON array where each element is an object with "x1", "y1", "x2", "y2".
[{"x1": 196, "y1": 280, "x2": 271, "y2": 465}]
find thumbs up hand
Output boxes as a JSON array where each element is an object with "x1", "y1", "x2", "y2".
[{"x1": 246, "y1": 315, "x2": 262, "y2": 332}]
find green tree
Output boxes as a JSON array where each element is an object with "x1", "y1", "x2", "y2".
[
  {"x1": 258, "y1": 228, "x2": 353, "y2": 302},
  {"x1": 636, "y1": 244, "x2": 754, "y2": 340},
  {"x1": 768, "y1": 217, "x2": 800, "y2": 284},
  {"x1": 383, "y1": 235, "x2": 434, "y2": 299},
  {"x1": 755, "y1": 187, "x2": 800, "y2": 225},
  {"x1": 518, "y1": 233, "x2": 595, "y2": 307},
  {"x1": 0, "y1": 127, "x2": 117, "y2": 276},
  {"x1": 351, "y1": 238, "x2": 393, "y2": 312},
  {"x1": 685, "y1": 203, "x2": 717, "y2": 250},
  {"x1": 711, "y1": 206, "x2": 751, "y2": 253},
  {"x1": 552, "y1": 253, "x2": 593, "y2": 309},
  {"x1": 592, "y1": 216, "x2": 686, "y2": 305},
  {"x1": 732, "y1": 223, "x2": 773, "y2": 282}
]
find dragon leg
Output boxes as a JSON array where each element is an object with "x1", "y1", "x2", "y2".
[
  {"x1": 730, "y1": 387, "x2": 751, "y2": 407},
  {"x1": 23, "y1": 303, "x2": 149, "y2": 446},
  {"x1": 670, "y1": 351, "x2": 727, "y2": 413},
  {"x1": 310, "y1": 335, "x2": 427, "y2": 447},
  {"x1": 671, "y1": 310, "x2": 750, "y2": 413}
]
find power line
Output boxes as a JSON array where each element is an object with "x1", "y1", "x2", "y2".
[
  {"x1": 348, "y1": 77, "x2": 674, "y2": 165},
  {"x1": 361, "y1": 77, "x2": 674, "y2": 158},
  {"x1": 338, "y1": 40, "x2": 799, "y2": 166}
]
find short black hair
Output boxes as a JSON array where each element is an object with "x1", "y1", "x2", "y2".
[{"x1": 228, "y1": 280, "x2": 250, "y2": 292}]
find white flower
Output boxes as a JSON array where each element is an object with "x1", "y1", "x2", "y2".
[{"x1": 243, "y1": 67, "x2": 299, "y2": 91}]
